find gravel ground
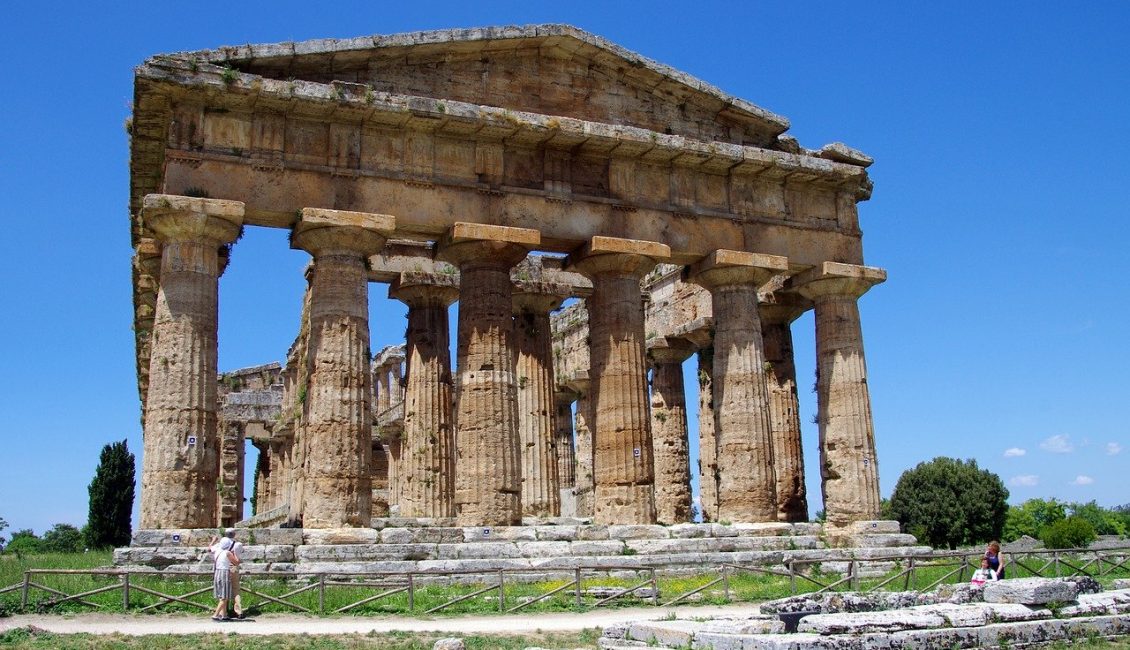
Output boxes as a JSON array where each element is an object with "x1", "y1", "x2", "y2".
[{"x1": 0, "y1": 603, "x2": 756, "y2": 637}]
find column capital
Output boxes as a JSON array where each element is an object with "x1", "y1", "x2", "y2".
[
  {"x1": 436, "y1": 222, "x2": 539, "y2": 268},
  {"x1": 389, "y1": 271, "x2": 460, "y2": 307},
  {"x1": 513, "y1": 289, "x2": 568, "y2": 314},
  {"x1": 648, "y1": 336, "x2": 696, "y2": 365},
  {"x1": 291, "y1": 208, "x2": 395, "y2": 256},
  {"x1": 790, "y1": 261, "x2": 886, "y2": 300},
  {"x1": 566, "y1": 236, "x2": 671, "y2": 278},
  {"x1": 142, "y1": 194, "x2": 244, "y2": 245},
  {"x1": 688, "y1": 249, "x2": 788, "y2": 289}
]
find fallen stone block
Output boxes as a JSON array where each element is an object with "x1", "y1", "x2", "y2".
[
  {"x1": 908, "y1": 602, "x2": 994, "y2": 627},
  {"x1": 981, "y1": 602, "x2": 1052, "y2": 622},
  {"x1": 797, "y1": 609, "x2": 945, "y2": 634},
  {"x1": 983, "y1": 577, "x2": 1079, "y2": 605}
]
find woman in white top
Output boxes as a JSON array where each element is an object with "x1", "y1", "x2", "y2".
[{"x1": 209, "y1": 537, "x2": 240, "y2": 620}]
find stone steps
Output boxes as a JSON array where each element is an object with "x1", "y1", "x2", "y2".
[{"x1": 117, "y1": 520, "x2": 924, "y2": 578}]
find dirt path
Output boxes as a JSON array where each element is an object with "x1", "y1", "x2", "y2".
[{"x1": 0, "y1": 603, "x2": 756, "y2": 636}]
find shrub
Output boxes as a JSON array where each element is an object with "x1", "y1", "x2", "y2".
[{"x1": 1041, "y1": 516, "x2": 1096, "y2": 549}]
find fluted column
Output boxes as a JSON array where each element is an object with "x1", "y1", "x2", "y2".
[
  {"x1": 438, "y1": 223, "x2": 539, "y2": 526},
  {"x1": 139, "y1": 194, "x2": 243, "y2": 529},
  {"x1": 696, "y1": 347, "x2": 718, "y2": 522},
  {"x1": 218, "y1": 420, "x2": 245, "y2": 526},
  {"x1": 569, "y1": 237, "x2": 670, "y2": 524},
  {"x1": 554, "y1": 390, "x2": 578, "y2": 489},
  {"x1": 376, "y1": 368, "x2": 391, "y2": 413},
  {"x1": 291, "y1": 208, "x2": 393, "y2": 527},
  {"x1": 795, "y1": 262, "x2": 886, "y2": 528},
  {"x1": 690, "y1": 250, "x2": 788, "y2": 523},
  {"x1": 384, "y1": 440, "x2": 402, "y2": 509},
  {"x1": 514, "y1": 293, "x2": 566, "y2": 517},
  {"x1": 390, "y1": 273, "x2": 459, "y2": 518},
  {"x1": 760, "y1": 296, "x2": 810, "y2": 522},
  {"x1": 648, "y1": 340, "x2": 694, "y2": 524},
  {"x1": 370, "y1": 443, "x2": 390, "y2": 517},
  {"x1": 571, "y1": 378, "x2": 595, "y2": 518}
]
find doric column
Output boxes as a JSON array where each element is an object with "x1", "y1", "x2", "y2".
[
  {"x1": 696, "y1": 347, "x2": 718, "y2": 522},
  {"x1": 554, "y1": 390, "x2": 578, "y2": 489},
  {"x1": 139, "y1": 194, "x2": 243, "y2": 529},
  {"x1": 438, "y1": 223, "x2": 540, "y2": 526},
  {"x1": 375, "y1": 367, "x2": 391, "y2": 413},
  {"x1": 389, "y1": 272, "x2": 459, "y2": 518},
  {"x1": 513, "y1": 291, "x2": 567, "y2": 518},
  {"x1": 218, "y1": 420, "x2": 245, "y2": 526},
  {"x1": 689, "y1": 250, "x2": 788, "y2": 523},
  {"x1": 794, "y1": 262, "x2": 886, "y2": 528},
  {"x1": 291, "y1": 208, "x2": 393, "y2": 528},
  {"x1": 370, "y1": 442, "x2": 390, "y2": 517},
  {"x1": 760, "y1": 293, "x2": 810, "y2": 523},
  {"x1": 648, "y1": 338, "x2": 694, "y2": 525},
  {"x1": 568, "y1": 236, "x2": 671, "y2": 524},
  {"x1": 569, "y1": 375, "x2": 595, "y2": 518},
  {"x1": 384, "y1": 440, "x2": 402, "y2": 510}
]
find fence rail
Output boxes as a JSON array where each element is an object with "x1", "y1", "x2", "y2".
[{"x1": 3, "y1": 546, "x2": 1127, "y2": 616}]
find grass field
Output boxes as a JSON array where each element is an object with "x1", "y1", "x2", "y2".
[{"x1": 2, "y1": 549, "x2": 1128, "y2": 618}]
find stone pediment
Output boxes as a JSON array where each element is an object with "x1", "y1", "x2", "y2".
[{"x1": 160, "y1": 24, "x2": 790, "y2": 148}]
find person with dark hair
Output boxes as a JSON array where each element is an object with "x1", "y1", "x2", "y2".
[{"x1": 985, "y1": 540, "x2": 1006, "y2": 579}]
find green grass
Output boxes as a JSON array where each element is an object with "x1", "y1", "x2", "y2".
[
  {"x1": 2, "y1": 550, "x2": 1128, "y2": 618},
  {"x1": 0, "y1": 628, "x2": 603, "y2": 649}
]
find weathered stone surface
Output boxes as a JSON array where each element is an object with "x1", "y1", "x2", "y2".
[
  {"x1": 390, "y1": 275, "x2": 459, "y2": 518},
  {"x1": 513, "y1": 289, "x2": 565, "y2": 518},
  {"x1": 140, "y1": 196, "x2": 244, "y2": 529},
  {"x1": 1061, "y1": 590, "x2": 1130, "y2": 616},
  {"x1": 794, "y1": 263, "x2": 885, "y2": 527},
  {"x1": 796, "y1": 610, "x2": 947, "y2": 634},
  {"x1": 569, "y1": 238, "x2": 669, "y2": 524},
  {"x1": 762, "y1": 305, "x2": 809, "y2": 523},
  {"x1": 440, "y1": 226, "x2": 538, "y2": 526},
  {"x1": 983, "y1": 577, "x2": 1080, "y2": 605},
  {"x1": 648, "y1": 344, "x2": 693, "y2": 525},
  {"x1": 379, "y1": 527, "x2": 464, "y2": 544},
  {"x1": 431, "y1": 637, "x2": 464, "y2": 650},
  {"x1": 695, "y1": 347, "x2": 719, "y2": 524},
  {"x1": 302, "y1": 528, "x2": 379, "y2": 545}
]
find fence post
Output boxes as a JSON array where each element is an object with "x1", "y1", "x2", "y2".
[
  {"x1": 122, "y1": 572, "x2": 130, "y2": 611},
  {"x1": 498, "y1": 570, "x2": 505, "y2": 612},
  {"x1": 407, "y1": 573, "x2": 415, "y2": 611},
  {"x1": 849, "y1": 561, "x2": 857, "y2": 591},
  {"x1": 650, "y1": 568, "x2": 658, "y2": 605},
  {"x1": 905, "y1": 557, "x2": 914, "y2": 591},
  {"x1": 722, "y1": 565, "x2": 731, "y2": 602},
  {"x1": 318, "y1": 574, "x2": 326, "y2": 614},
  {"x1": 21, "y1": 572, "x2": 30, "y2": 609},
  {"x1": 788, "y1": 561, "x2": 796, "y2": 595},
  {"x1": 1054, "y1": 552, "x2": 1061, "y2": 577},
  {"x1": 575, "y1": 568, "x2": 582, "y2": 609}
]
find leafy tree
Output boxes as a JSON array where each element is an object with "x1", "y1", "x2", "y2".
[
  {"x1": 5, "y1": 529, "x2": 43, "y2": 554},
  {"x1": 1002, "y1": 498, "x2": 1067, "y2": 541},
  {"x1": 0, "y1": 516, "x2": 7, "y2": 549},
  {"x1": 1067, "y1": 501, "x2": 1128, "y2": 537},
  {"x1": 85, "y1": 439, "x2": 135, "y2": 549},
  {"x1": 888, "y1": 457, "x2": 1009, "y2": 550},
  {"x1": 1041, "y1": 516, "x2": 1097, "y2": 549},
  {"x1": 42, "y1": 524, "x2": 84, "y2": 553}
]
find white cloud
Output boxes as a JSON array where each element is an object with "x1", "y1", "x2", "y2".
[
  {"x1": 1107, "y1": 442, "x2": 1123, "y2": 456},
  {"x1": 1009, "y1": 475, "x2": 1039, "y2": 487},
  {"x1": 1003, "y1": 447, "x2": 1026, "y2": 458},
  {"x1": 1071, "y1": 475, "x2": 1095, "y2": 486},
  {"x1": 1039, "y1": 434, "x2": 1074, "y2": 454}
]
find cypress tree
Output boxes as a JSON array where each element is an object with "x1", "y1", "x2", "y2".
[{"x1": 85, "y1": 439, "x2": 136, "y2": 548}]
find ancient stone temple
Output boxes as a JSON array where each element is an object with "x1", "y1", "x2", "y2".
[{"x1": 129, "y1": 25, "x2": 884, "y2": 531}]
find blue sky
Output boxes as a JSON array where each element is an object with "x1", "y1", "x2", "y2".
[{"x1": 1, "y1": 2, "x2": 1127, "y2": 535}]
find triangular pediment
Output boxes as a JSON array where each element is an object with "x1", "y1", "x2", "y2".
[{"x1": 167, "y1": 24, "x2": 790, "y2": 148}]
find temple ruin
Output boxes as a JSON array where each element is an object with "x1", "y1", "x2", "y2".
[{"x1": 129, "y1": 25, "x2": 886, "y2": 534}]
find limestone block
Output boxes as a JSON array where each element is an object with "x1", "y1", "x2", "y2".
[
  {"x1": 792, "y1": 523, "x2": 824, "y2": 535},
  {"x1": 797, "y1": 610, "x2": 945, "y2": 634},
  {"x1": 416, "y1": 558, "x2": 533, "y2": 573},
  {"x1": 534, "y1": 525, "x2": 580, "y2": 541},
  {"x1": 462, "y1": 526, "x2": 538, "y2": 542},
  {"x1": 709, "y1": 524, "x2": 739, "y2": 538},
  {"x1": 908, "y1": 603, "x2": 994, "y2": 628},
  {"x1": 607, "y1": 525, "x2": 671, "y2": 539},
  {"x1": 1114, "y1": 579, "x2": 1130, "y2": 590},
  {"x1": 379, "y1": 527, "x2": 464, "y2": 544},
  {"x1": 570, "y1": 540, "x2": 627, "y2": 556},
  {"x1": 667, "y1": 523, "x2": 710, "y2": 539},
  {"x1": 1061, "y1": 591, "x2": 1130, "y2": 616},
  {"x1": 442, "y1": 542, "x2": 523, "y2": 560},
  {"x1": 1061, "y1": 575, "x2": 1103, "y2": 594},
  {"x1": 516, "y1": 541, "x2": 572, "y2": 558},
  {"x1": 625, "y1": 621, "x2": 696, "y2": 647},
  {"x1": 983, "y1": 577, "x2": 1079, "y2": 605},
  {"x1": 237, "y1": 545, "x2": 296, "y2": 562},
  {"x1": 845, "y1": 520, "x2": 901, "y2": 535},
  {"x1": 732, "y1": 522, "x2": 792, "y2": 537},
  {"x1": 848, "y1": 533, "x2": 919, "y2": 548},
  {"x1": 981, "y1": 602, "x2": 1052, "y2": 622},
  {"x1": 432, "y1": 638, "x2": 464, "y2": 650},
  {"x1": 303, "y1": 528, "x2": 379, "y2": 545},
  {"x1": 296, "y1": 543, "x2": 437, "y2": 562},
  {"x1": 298, "y1": 561, "x2": 418, "y2": 574},
  {"x1": 576, "y1": 525, "x2": 611, "y2": 540}
]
